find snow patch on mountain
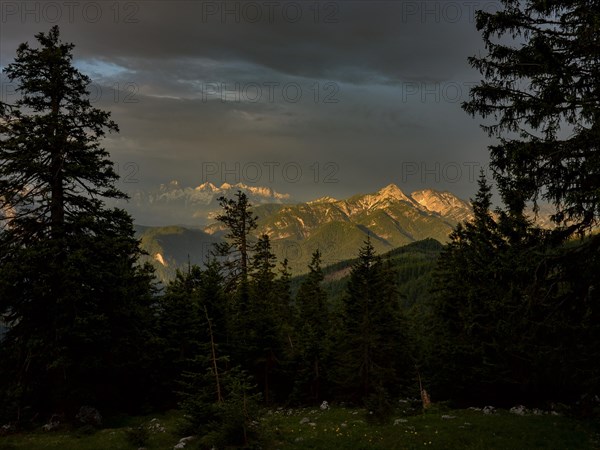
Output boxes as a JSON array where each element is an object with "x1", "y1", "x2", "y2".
[
  {"x1": 123, "y1": 180, "x2": 293, "y2": 226},
  {"x1": 194, "y1": 182, "x2": 219, "y2": 192},
  {"x1": 154, "y1": 253, "x2": 168, "y2": 267},
  {"x1": 308, "y1": 196, "x2": 338, "y2": 204}
]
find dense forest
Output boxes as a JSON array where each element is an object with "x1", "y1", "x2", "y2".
[{"x1": 1, "y1": 1, "x2": 600, "y2": 448}]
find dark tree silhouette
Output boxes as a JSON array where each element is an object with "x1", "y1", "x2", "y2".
[{"x1": 0, "y1": 26, "x2": 154, "y2": 419}]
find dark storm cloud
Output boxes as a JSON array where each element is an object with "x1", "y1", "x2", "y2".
[
  {"x1": 1, "y1": 1, "x2": 496, "y2": 210},
  {"x1": 1, "y1": 1, "x2": 490, "y2": 83}
]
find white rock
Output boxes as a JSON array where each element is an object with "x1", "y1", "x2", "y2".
[
  {"x1": 483, "y1": 406, "x2": 495, "y2": 414},
  {"x1": 510, "y1": 405, "x2": 527, "y2": 416},
  {"x1": 300, "y1": 417, "x2": 310, "y2": 425},
  {"x1": 173, "y1": 436, "x2": 195, "y2": 449}
]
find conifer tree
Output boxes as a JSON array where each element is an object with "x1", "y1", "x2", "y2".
[
  {"x1": 214, "y1": 191, "x2": 257, "y2": 295},
  {"x1": 294, "y1": 249, "x2": 330, "y2": 403},
  {"x1": 274, "y1": 258, "x2": 295, "y2": 355},
  {"x1": 463, "y1": 1, "x2": 600, "y2": 234},
  {"x1": 429, "y1": 173, "x2": 505, "y2": 401},
  {"x1": 0, "y1": 26, "x2": 154, "y2": 418},
  {"x1": 336, "y1": 238, "x2": 406, "y2": 403},
  {"x1": 213, "y1": 191, "x2": 258, "y2": 371},
  {"x1": 428, "y1": 173, "x2": 587, "y2": 404},
  {"x1": 154, "y1": 265, "x2": 205, "y2": 406},
  {"x1": 247, "y1": 234, "x2": 281, "y2": 403},
  {"x1": 447, "y1": 0, "x2": 600, "y2": 404}
]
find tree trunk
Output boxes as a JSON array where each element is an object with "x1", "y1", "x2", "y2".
[
  {"x1": 205, "y1": 306, "x2": 222, "y2": 403},
  {"x1": 50, "y1": 97, "x2": 64, "y2": 240}
]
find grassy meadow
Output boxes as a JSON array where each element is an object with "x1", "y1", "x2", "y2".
[{"x1": 1, "y1": 405, "x2": 598, "y2": 450}]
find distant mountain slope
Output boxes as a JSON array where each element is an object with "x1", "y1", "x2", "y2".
[
  {"x1": 134, "y1": 225, "x2": 220, "y2": 282},
  {"x1": 124, "y1": 181, "x2": 293, "y2": 227},
  {"x1": 291, "y1": 238, "x2": 444, "y2": 308},
  {"x1": 138, "y1": 184, "x2": 471, "y2": 282}
]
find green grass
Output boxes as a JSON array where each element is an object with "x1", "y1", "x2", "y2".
[
  {"x1": 1, "y1": 407, "x2": 598, "y2": 449},
  {"x1": 0, "y1": 410, "x2": 184, "y2": 450},
  {"x1": 262, "y1": 406, "x2": 599, "y2": 450}
]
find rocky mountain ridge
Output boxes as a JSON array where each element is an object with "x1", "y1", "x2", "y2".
[{"x1": 138, "y1": 183, "x2": 473, "y2": 282}]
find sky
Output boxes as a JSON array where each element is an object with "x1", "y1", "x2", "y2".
[{"x1": 0, "y1": 0, "x2": 501, "y2": 202}]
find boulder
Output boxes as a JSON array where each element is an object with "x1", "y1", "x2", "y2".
[
  {"x1": 483, "y1": 406, "x2": 495, "y2": 414},
  {"x1": 509, "y1": 405, "x2": 527, "y2": 416},
  {"x1": 173, "y1": 436, "x2": 195, "y2": 449}
]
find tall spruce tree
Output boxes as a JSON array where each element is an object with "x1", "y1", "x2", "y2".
[
  {"x1": 213, "y1": 191, "x2": 289, "y2": 402},
  {"x1": 443, "y1": 0, "x2": 600, "y2": 405},
  {"x1": 154, "y1": 265, "x2": 205, "y2": 407},
  {"x1": 0, "y1": 26, "x2": 154, "y2": 419},
  {"x1": 214, "y1": 191, "x2": 257, "y2": 295},
  {"x1": 294, "y1": 249, "x2": 330, "y2": 404},
  {"x1": 213, "y1": 191, "x2": 258, "y2": 366},
  {"x1": 429, "y1": 172, "x2": 600, "y2": 405},
  {"x1": 272, "y1": 258, "x2": 297, "y2": 400},
  {"x1": 463, "y1": 1, "x2": 600, "y2": 234},
  {"x1": 176, "y1": 262, "x2": 263, "y2": 448},
  {"x1": 274, "y1": 258, "x2": 295, "y2": 356},
  {"x1": 336, "y1": 238, "x2": 407, "y2": 404},
  {"x1": 247, "y1": 234, "x2": 281, "y2": 404},
  {"x1": 429, "y1": 174, "x2": 507, "y2": 402}
]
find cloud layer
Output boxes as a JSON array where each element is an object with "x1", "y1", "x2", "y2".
[{"x1": 1, "y1": 1, "x2": 497, "y2": 202}]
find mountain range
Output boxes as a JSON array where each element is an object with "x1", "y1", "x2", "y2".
[
  {"x1": 123, "y1": 180, "x2": 292, "y2": 227},
  {"x1": 133, "y1": 183, "x2": 473, "y2": 282}
]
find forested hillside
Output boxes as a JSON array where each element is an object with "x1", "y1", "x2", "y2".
[{"x1": 292, "y1": 238, "x2": 443, "y2": 307}]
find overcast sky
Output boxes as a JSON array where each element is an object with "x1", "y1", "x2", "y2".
[{"x1": 0, "y1": 1, "x2": 500, "y2": 202}]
